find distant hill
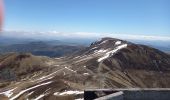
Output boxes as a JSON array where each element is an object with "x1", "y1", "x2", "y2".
[
  {"x1": 0, "y1": 41, "x2": 85, "y2": 57},
  {"x1": 129, "y1": 40, "x2": 170, "y2": 53}
]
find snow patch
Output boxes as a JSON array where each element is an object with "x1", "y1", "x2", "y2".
[
  {"x1": 100, "y1": 40, "x2": 108, "y2": 44},
  {"x1": 33, "y1": 68, "x2": 65, "y2": 82},
  {"x1": 54, "y1": 90, "x2": 83, "y2": 96},
  {"x1": 34, "y1": 94, "x2": 45, "y2": 100},
  {"x1": 98, "y1": 44, "x2": 128, "y2": 62},
  {"x1": 0, "y1": 87, "x2": 17, "y2": 98},
  {"x1": 115, "y1": 41, "x2": 122, "y2": 45},
  {"x1": 53, "y1": 92, "x2": 59, "y2": 95},
  {"x1": 83, "y1": 73, "x2": 89, "y2": 76},
  {"x1": 27, "y1": 91, "x2": 34, "y2": 97},
  {"x1": 9, "y1": 81, "x2": 52, "y2": 100},
  {"x1": 75, "y1": 56, "x2": 81, "y2": 59},
  {"x1": 91, "y1": 47, "x2": 98, "y2": 50},
  {"x1": 65, "y1": 67, "x2": 77, "y2": 73},
  {"x1": 75, "y1": 98, "x2": 84, "y2": 100},
  {"x1": 36, "y1": 76, "x2": 54, "y2": 82},
  {"x1": 94, "y1": 49, "x2": 108, "y2": 53}
]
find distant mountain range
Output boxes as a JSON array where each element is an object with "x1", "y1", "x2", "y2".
[
  {"x1": 0, "y1": 40, "x2": 85, "y2": 57},
  {"x1": 130, "y1": 40, "x2": 170, "y2": 53},
  {"x1": 0, "y1": 37, "x2": 170, "y2": 100},
  {"x1": 0, "y1": 36, "x2": 170, "y2": 58}
]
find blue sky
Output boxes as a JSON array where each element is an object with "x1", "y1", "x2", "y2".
[{"x1": 3, "y1": 0, "x2": 170, "y2": 38}]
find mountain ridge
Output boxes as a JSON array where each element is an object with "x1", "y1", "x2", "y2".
[
  {"x1": 0, "y1": 37, "x2": 170, "y2": 100},
  {"x1": 0, "y1": 41, "x2": 85, "y2": 57}
]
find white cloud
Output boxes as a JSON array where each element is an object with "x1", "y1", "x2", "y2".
[
  {"x1": 1, "y1": 30, "x2": 170, "y2": 41},
  {"x1": 103, "y1": 33, "x2": 170, "y2": 41}
]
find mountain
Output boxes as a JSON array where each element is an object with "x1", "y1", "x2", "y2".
[
  {"x1": 1, "y1": 35, "x2": 170, "y2": 54},
  {"x1": 0, "y1": 41, "x2": 85, "y2": 57},
  {"x1": 0, "y1": 35, "x2": 92, "y2": 46},
  {"x1": 0, "y1": 53, "x2": 50, "y2": 83},
  {"x1": 129, "y1": 40, "x2": 170, "y2": 53},
  {"x1": 0, "y1": 37, "x2": 170, "y2": 100}
]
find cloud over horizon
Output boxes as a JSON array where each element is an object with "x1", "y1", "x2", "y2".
[{"x1": 1, "y1": 30, "x2": 170, "y2": 42}]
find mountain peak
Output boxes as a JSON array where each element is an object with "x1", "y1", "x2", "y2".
[
  {"x1": 89, "y1": 38, "x2": 128, "y2": 50},
  {"x1": 75, "y1": 37, "x2": 170, "y2": 72}
]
